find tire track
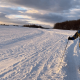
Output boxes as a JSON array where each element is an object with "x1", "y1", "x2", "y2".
[
  {"x1": 0, "y1": 35, "x2": 65, "y2": 80},
  {"x1": 21, "y1": 36, "x2": 66, "y2": 80},
  {"x1": 36, "y1": 38, "x2": 67, "y2": 80}
]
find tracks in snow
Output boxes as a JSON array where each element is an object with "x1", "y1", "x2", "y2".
[
  {"x1": 0, "y1": 29, "x2": 67, "y2": 80},
  {"x1": 1, "y1": 27, "x2": 79, "y2": 80},
  {"x1": 0, "y1": 30, "x2": 44, "y2": 49}
]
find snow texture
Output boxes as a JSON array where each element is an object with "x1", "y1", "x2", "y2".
[{"x1": 0, "y1": 25, "x2": 80, "y2": 80}]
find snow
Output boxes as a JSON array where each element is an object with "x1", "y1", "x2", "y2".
[{"x1": 0, "y1": 25, "x2": 80, "y2": 80}]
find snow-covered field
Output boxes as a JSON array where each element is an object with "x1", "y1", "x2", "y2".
[{"x1": 0, "y1": 25, "x2": 80, "y2": 80}]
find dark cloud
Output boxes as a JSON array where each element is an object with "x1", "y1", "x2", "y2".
[
  {"x1": 26, "y1": 13, "x2": 66, "y2": 23},
  {"x1": 0, "y1": 7, "x2": 26, "y2": 15},
  {"x1": 1, "y1": 0, "x2": 75, "y2": 12},
  {"x1": 0, "y1": 12, "x2": 6, "y2": 18}
]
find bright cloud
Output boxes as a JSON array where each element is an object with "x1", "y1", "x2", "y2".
[{"x1": 27, "y1": 9, "x2": 39, "y2": 14}]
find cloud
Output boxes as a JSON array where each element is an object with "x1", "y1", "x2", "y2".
[
  {"x1": 0, "y1": 6, "x2": 66, "y2": 26},
  {"x1": 0, "y1": 0, "x2": 76, "y2": 12},
  {"x1": 0, "y1": 12, "x2": 5, "y2": 18},
  {"x1": 0, "y1": 7, "x2": 26, "y2": 15},
  {"x1": 26, "y1": 13, "x2": 66, "y2": 23},
  {"x1": 0, "y1": 12, "x2": 29, "y2": 25},
  {"x1": 27, "y1": 9, "x2": 39, "y2": 14},
  {"x1": 0, "y1": 0, "x2": 80, "y2": 28}
]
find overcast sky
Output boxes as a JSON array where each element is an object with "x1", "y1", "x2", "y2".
[{"x1": 0, "y1": 0, "x2": 80, "y2": 28}]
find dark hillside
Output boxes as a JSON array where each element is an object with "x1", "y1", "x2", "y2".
[{"x1": 53, "y1": 19, "x2": 80, "y2": 30}]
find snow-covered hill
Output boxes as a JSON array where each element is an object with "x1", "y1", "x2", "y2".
[{"x1": 0, "y1": 25, "x2": 80, "y2": 80}]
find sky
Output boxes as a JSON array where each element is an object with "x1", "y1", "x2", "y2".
[{"x1": 0, "y1": 0, "x2": 80, "y2": 28}]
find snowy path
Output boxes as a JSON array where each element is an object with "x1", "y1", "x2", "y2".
[
  {"x1": 64, "y1": 40, "x2": 78, "y2": 80},
  {"x1": 0, "y1": 26, "x2": 80, "y2": 80},
  {"x1": 64, "y1": 39, "x2": 80, "y2": 80}
]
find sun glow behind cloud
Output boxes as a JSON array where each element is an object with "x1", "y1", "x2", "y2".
[
  {"x1": 6, "y1": 14, "x2": 53, "y2": 27},
  {"x1": 27, "y1": 9, "x2": 39, "y2": 13},
  {"x1": 6, "y1": 15, "x2": 32, "y2": 19},
  {"x1": 0, "y1": 4, "x2": 52, "y2": 27}
]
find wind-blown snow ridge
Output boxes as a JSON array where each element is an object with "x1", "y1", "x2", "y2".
[{"x1": 0, "y1": 26, "x2": 80, "y2": 80}]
